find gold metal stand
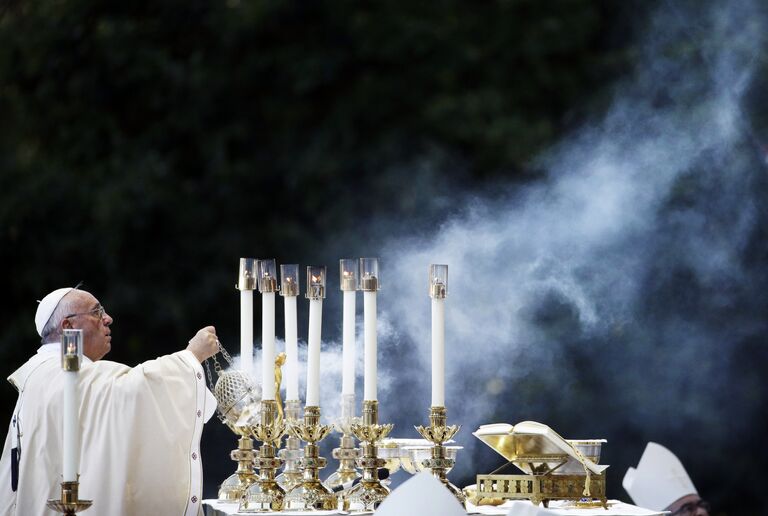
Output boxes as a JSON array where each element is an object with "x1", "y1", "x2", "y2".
[
  {"x1": 46, "y1": 481, "x2": 92, "y2": 515},
  {"x1": 415, "y1": 406, "x2": 465, "y2": 504},
  {"x1": 472, "y1": 422, "x2": 608, "y2": 508},
  {"x1": 218, "y1": 431, "x2": 258, "y2": 501},
  {"x1": 240, "y1": 400, "x2": 286, "y2": 512},
  {"x1": 344, "y1": 400, "x2": 393, "y2": 511},
  {"x1": 285, "y1": 406, "x2": 337, "y2": 510},
  {"x1": 326, "y1": 393, "x2": 360, "y2": 490},
  {"x1": 209, "y1": 351, "x2": 261, "y2": 500},
  {"x1": 474, "y1": 471, "x2": 607, "y2": 508},
  {"x1": 276, "y1": 399, "x2": 303, "y2": 491}
]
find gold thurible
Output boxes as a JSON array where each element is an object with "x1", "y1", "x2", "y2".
[
  {"x1": 215, "y1": 367, "x2": 261, "y2": 501},
  {"x1": 284, "y1": 406, "x2": 337, "y2": 510},
  {"x1": 240, "y1": 400, "x2": 287, "y2": 512},
  {"x1": 344, "y1": 400, "x2": 394, "y2": 512},
  {"x1": 415, "y1": 406, "x2": 465, "y2": 504}
]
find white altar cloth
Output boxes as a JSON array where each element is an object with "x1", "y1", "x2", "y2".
[
  {"x1": 203, "y1": 498, "x2": 663, "y2": 516},
  {"x1": 465, "y1": 499, "x2": 666, "y2": 516},
  {"x1": 202, "y1": 500, "x2": 365, "y2": 515}
]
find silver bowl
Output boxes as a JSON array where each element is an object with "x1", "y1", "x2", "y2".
[
  {"x1": 377, "y1": 440, "x2": 403, "y2": 475},
  {"x1": 555, "y1": 439, "x2": 606, "y2": 475},
  {"x1": 403, "y1": 445, "x2": 462, "y2": 475}
]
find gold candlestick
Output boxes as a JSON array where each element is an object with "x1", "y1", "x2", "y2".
[
  {"x1": 415, "y1": 406, "x2": 464, "y2": 504},
  {"x1": 214, "y1": 366, "x2": 261, "y2": 501},
  {"x1": 46, "y1": 480, "x2": 92, "y2": 515},
  {"x1": 326, "y1": 393, "x2": 361, "y2": 491},
  {"x1": 344, "y1": 400, "x2": 393, "y2": 512},
  {"x1": 276, "y1": 399, "x2": 304, "y2": 491},
  {"x1": 206, "y1": 345, "x2": 261, "y2": 500},
  {"x1": 218, "y1": 430, "x2": 259, "y2": 501},
  {"x1": 240, "y1": 400, "x2": 286, "y2": 512},
  {"x1": 284, "y1": 406, "x2": 337, "y2": 510}
]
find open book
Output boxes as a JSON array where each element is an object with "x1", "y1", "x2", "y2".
[{"x1": 473, "y1": 421, "x2": 609, "y2": 476}]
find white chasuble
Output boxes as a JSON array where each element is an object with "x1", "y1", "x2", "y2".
[{"x1": 0, "y1": 348, "x2": 214, "y2": 516}]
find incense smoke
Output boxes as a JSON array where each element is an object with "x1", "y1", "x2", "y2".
[
  {"x1": 218, "y1": 1, "x2": 767, "y2": 505},
  {"x1": 366, "y1": 0, "x2": 768, "y2": 500}
]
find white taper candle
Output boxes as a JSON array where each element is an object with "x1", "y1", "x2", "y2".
[
  {"x1": 342, "y1": 290, "x2": 356, "y2": 395},
  {"x1": 363, "y1": 290, "x2": 377, "y2": 401},
  {"x1": 431, "y1": 296, "x2": 445, "y2": 406},
  {"x1": 240, "y1": 290, "x2": 254, "y2": 375},
  {"x1": 262, "y1": 291, "x2": 276, "y2": 400},
  {"x1": 61, "y1": 330, "x2": 82, "y2": 483},
  {"x1": 284, "y1": 295, "x2": 299, "y2": 401},
  {"x1": 62, "y1": 369, "x2": 78, "y2": 482},
  {"x1": 306, "y1": 298, "x2": 323, "y2": 406}
]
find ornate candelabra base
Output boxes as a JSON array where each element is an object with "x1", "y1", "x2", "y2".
[
  {"x1": 344, "y1": 400, "x2": 393, "y2": 512},
  {"x1": 218, "y1": 435, "x2": 258, "y2": 501},
  {"x1": 284, "y1": 406, "x2": 337, "y2": 510},
  {"x1": 326, "y1": 434, "x2": 361, "y2": 490},
  {"x1": 46, "y1": 481, "x2": 92, "y2": 515},
  {"x1": 276, "y1": 399, "x2": 303, "y2": 491},
  {"x1": 415, "y1": 406, "x2": 465, "y2": 505},
  {"x1": 241, "y1": 400, "x2": 286, "y2": 512},
  {"x1": 327, "y1": 394, "x2": 361, "y2": 491}
]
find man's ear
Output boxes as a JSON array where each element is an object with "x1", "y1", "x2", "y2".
[{"x1": 61, "y1": 318, "x2": 73, "y2": 330}]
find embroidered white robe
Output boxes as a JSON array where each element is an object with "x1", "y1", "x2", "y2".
[{"x1": 0, "y1": 346, "x2": 216, "y2": 516}]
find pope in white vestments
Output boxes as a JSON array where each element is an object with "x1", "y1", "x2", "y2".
[{"x1": 0, "y1": 287, "x2": 221, "y2": 516}]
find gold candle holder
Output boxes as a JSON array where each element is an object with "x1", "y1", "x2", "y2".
[
  {"x1": 415, "y1": 406, "x2": 464, "y2": 504},
  {"x1": 344, "y1": 400, "x2": 393, "y2": 512},
  {"x1": 46, "y1": 480, "x2": 92, "y2": 515},
  {"x1": 214, "y1": 367, "x2": 261, "y2": 501},
  {"x1": 240, "y1": 400, "x2": 287, "y2": 512},
  {"x1": 326, "y1": 393, "x2": 361, "y2": 491},
  {"x1": 276, "y1": 399, "x2": 304, "y2": 491},
  {"x1": 218, "y1": 430, "x2": 259, "y2": 501},
  {"x1": 284, "y1": 406, "x2": 337, "y2": 510}
]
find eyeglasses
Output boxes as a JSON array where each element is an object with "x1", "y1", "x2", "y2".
[
  {"x1": 670, "y1": 499, "x2": 710, "y2": 516},
  {"x1": 64, "y1": 305, "x2": 106, "y2": 321}
]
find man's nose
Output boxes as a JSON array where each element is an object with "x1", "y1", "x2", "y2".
[{"x1": 103, "y1": 312, "x2": 114, "y2": 326}]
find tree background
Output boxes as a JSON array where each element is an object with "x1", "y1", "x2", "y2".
[{"x1": 1, "y1": 1, "x2": 766, "y2": 514}]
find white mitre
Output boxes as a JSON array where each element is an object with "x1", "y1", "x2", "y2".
[
  {"x1": 35, "y1": 287, "x2": 74, "y2": 336},
  {"x1": 622, "y1": 442, "x2": 697, "y2": 510},
  {"x1": 375, "y1": 472, "x2": 466, "y2": 516}
]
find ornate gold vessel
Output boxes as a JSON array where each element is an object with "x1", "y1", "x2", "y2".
[
  {"x1": 415, "y1": 405, "x2": 465, "y2": 504},
  {"x1": 284, "y1": 406, "x2": 337, "y2": 510},
  {"x1": 344, "y1": 400, "x2": 393, "y2": 512}
]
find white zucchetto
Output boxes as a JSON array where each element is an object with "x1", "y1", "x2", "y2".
[{"x1": 35, "y1": 287, "x2": 74, "y2": 336}]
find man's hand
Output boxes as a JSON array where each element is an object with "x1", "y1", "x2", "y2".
[{"x1": 187, "y1": 326, "x2": 219, "y2": 363}]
